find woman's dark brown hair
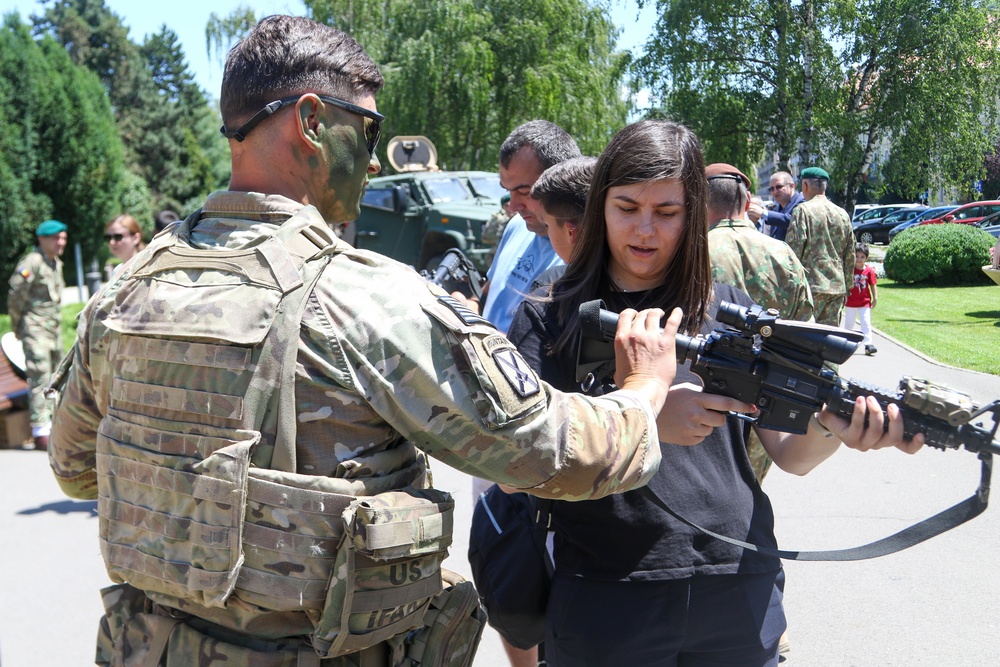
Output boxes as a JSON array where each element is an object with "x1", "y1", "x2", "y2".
[{"x1": 552, "y1": 120, "x2": 712, "y2": 351}]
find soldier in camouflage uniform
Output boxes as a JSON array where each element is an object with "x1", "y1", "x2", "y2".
[
  {"x1": 48, "y1": 16, "x2": 683, "y2": 667},
  {"x1": 705, "y1": 164, "x2": 814, "y2": 322},
  {"x1": 705, "y1": 164, "x2": 815, "y2": 482},
  {"x1": 785, "y1": 167, "x2": 855, "y2": 327},
  {"x1": 7, "y1": 219, "x2": 68, "y2": 450}
]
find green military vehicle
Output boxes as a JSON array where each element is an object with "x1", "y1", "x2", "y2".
[{"x1": 346, "y1": 136, "x2": 505, "y2": 272}]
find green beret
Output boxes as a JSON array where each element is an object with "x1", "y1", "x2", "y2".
[
  {"x1": 501, "y1": 192, "x2": 511, "y2": 204},
  {"x1": 800, "y1": 167, "x2": 830, "y2": 180},
  {"x1": 36, "y1": 220, "x2": 68, "y2": 237}
]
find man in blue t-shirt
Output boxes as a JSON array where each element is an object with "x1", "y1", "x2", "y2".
[
  {"x1": 478, "y1": 120, "x2": 580, "y2": 334},
  {"x1": 471, "y1": 120, "x2": 580, "y2": 667}
]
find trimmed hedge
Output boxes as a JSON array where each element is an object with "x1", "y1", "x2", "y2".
[{"x1": 884, "y1": 223, "x2": 994, "y2": 284}]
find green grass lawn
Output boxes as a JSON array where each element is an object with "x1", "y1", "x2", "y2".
[{"x1": 875, "y1": 278, "x2": 1000, "y2": 375}]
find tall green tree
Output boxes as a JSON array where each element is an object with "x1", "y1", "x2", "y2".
[
  {"x1": 634, "y1": 0, "x2": 1000, "y2": 209},
  {"x1": 207, "y1": 0, "x2": 631, "y2": 170},
  {"x1": 33, "y1": 0, "x2": 229, "y2": 217},
  {"x1": 0, "y1": 12, "x2": 125, "y2": 309},
  {"x1": 984, "y1": 138, "x2": 1000, "y2": 200}
]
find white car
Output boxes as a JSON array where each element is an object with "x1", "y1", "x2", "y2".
[{"x1": 851, "y1": 204, "x2": 922, "y2": 227}]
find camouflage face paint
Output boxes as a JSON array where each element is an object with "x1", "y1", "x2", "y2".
[{"x1": 315, "y1": 96, "x2": 380, "y2": 224}]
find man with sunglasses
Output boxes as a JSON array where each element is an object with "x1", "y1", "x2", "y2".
[
  {"x1": 48, "y1": 15, "x2": 694, "y2": 667},
  {"x1": 748, "y1": 171, "x2": 804, "y2": 241}
]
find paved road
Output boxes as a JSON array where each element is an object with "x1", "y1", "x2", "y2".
[{"x1": 2, "y1": 329, "x2": 997, "y2": 666}]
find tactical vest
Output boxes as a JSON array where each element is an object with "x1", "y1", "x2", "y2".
[{"x1": 95, "y1": 207, "x2": 454, "y2": 659}]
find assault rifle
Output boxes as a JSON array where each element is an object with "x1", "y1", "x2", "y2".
[
  {"x1": 422, "y1": 248, "x2": 486, "y2": 301},
  {"x1": 578, "y1": 299, "x2": 1000, "y2": 457}
]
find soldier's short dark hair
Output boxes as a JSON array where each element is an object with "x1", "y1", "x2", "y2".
[
  {"x1": 499, "y1": 120, "x2": 581, "y2": 171},
  {"x1": 706, "y1": 176, "x2": 748, "y2": 218},
  {"x1": 220, "y1": 15, "x2": 384, "y2": 130},
  {"x1": 530, "y1": 157, "x2": 596, "y2": 224}
]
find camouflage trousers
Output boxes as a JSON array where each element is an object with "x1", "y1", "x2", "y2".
[
  {"x1": 21, "y1": 328, "x2": 62, "y2": 429},
  {"x1": 746, "y1": 430, "x2": 773, "y2": 484},
  {"x1": 813, "y1": 293, "x2": 847, "y2": 328},
  {"x1": 96, "y1": 584, "x2": 388, "y2": 667}
]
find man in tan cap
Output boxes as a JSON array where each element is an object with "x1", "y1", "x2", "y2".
[{"x1": 705, "y1": 163, "x2": 814, "y2": 485}]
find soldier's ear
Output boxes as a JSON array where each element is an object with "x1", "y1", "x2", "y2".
[{"x1": 294, "y1": 95, "x2": 323, "y2": 148}]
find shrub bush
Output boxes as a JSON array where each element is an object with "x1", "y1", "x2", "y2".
[{"x1": 884, "y1": 223, "x2": 994, "y2": 284}]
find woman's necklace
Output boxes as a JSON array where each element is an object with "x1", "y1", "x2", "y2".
[{"x1": 609, "y1": 274, "x2": 634, "y2": 293}]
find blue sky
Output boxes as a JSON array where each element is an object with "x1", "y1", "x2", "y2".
[{"x1": 0, "y1": 0, "x2": 657, "y2": 100}]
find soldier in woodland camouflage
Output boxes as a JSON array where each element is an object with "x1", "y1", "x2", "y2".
[
  {"x1": 705, "y1": 163, "x2": 815, "y2": 482},
  {"x1": 705, "y1": 164, "x2": 814, "y2": 323},
  {"x1": 785, "y1": 167, "x2": 855, "y2": 327},
  {"x1": 7, "y1": 219, "x2": 68, "y2": 450},
  {"x1": 48, "y1": 16, "x2": 683, "y2": 667}
]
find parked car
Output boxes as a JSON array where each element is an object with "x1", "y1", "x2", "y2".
[
  {"x1": 914, "y1": 200, "x2": 1000, "y2": 227},
  {"x1": 348, "y1": 136, "x2": 503, "y2": 272},
  {"x1": 973, "y1": 210, "x2": 1000, "y2": 238},
  {"x1": 887, "y1": 205, "x2": 959, "y2": 242},
  {"x1": 851, "y1": 204, "x2": 922, "y2": 227},
  {"x1": 853, "y1": 206, "x2": 927, "y2": 245}
]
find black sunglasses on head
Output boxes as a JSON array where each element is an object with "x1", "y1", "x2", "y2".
[{"x1": 220, "y1": 94, "x2": 383, "y2": 156}]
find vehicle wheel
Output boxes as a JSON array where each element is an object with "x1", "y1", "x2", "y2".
[{"x1": 859, "y1": 231, "x2": 874, "y2": 245}]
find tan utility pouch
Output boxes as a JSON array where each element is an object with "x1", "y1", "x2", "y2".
[
  {"x1": 392, "y1": 569, "x2": 487, "y2": 667},
  {"x1": 312, "y1": 487, "x2": 455, "y2": 658}
]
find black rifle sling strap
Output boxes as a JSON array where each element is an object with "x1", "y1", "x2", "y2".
[{"x1": 639, "y1": 456, "x2": 991, "y2": 561}]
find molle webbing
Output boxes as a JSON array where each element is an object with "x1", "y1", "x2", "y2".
[{"x1": 95, "y1": 209, "x2": 351, "y2": 610}]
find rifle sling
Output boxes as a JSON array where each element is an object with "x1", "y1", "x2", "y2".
[{"x1": 639, "y1": 456, "x2": 992, "y2": 562}]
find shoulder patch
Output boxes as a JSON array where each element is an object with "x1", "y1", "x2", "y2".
[
  {"x1": 18, "y1": 267, "x2": 31, "y2": 280},
  {"x1": 437, "y1": 294, "x2": 493, "y2": 327},
  {"x1": 484, "y1": 335, "x2": 540, "y2": 398}
]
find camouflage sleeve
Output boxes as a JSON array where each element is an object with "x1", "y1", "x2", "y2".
[
  {"x1": 6, "y1": 255, "x2": 37, "y2": 332},
  {"x1": 48, "y1": 300, "x2": 102, "y2": 500},
  {"x1": 385, "y1": 295, "x2": 660, "y2": 500},
  {"x1": 785, "y1": 208, "x2": 806, "y2": 260},
  {"x1": 311, "y1": 266, "x2": 660, "y2": 501},
  {"x1": 842, "y1": 228, "x2": 855, "y2": 294}
]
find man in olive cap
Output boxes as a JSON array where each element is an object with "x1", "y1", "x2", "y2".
[
  {"x1": 7, "y1": 219, "x2": 68, "y2": 450},
  {"x1": 785, "y1": 167, "x2": 854, "y2": 326}
]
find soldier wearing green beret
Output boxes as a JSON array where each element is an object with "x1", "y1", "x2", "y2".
[
  {"x1": 47, "y1": 15, "x2": 683, "y2": 667},
  {"x1": 7, "y1": 219, "x2": 68, "y2": 450},
  {"x1": 785, "y1": 167, "x2": 855, "y2": 326}
]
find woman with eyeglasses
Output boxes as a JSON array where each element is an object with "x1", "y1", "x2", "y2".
[
  {"x1": 104, "y1": 214, "x2": 145, "y2": 274},
  {"x1": 506, "y1": 119, "x2": 923, "y2": 667}
]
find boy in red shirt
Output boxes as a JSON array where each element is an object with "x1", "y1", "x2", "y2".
[{"x1": 844, "y1": 242, "x2": 878, "y2": 355}]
